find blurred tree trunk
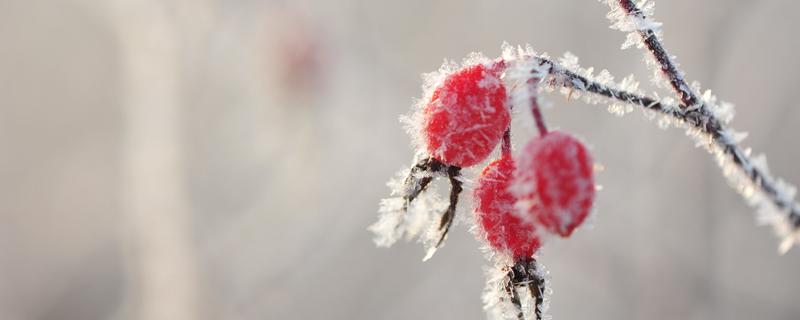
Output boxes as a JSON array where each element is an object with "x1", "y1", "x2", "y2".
[{"x1": 105, "y1": 1, "x2": 200, "y2": 319}]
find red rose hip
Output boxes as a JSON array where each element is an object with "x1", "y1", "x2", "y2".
[
  {"x1": 515, "y1": 131, "x2": 595, "y2": 237},
  {"x1": 474, "y1": 155, "x2": 541, "y2": 259},
  {"x1": 423, "y1": 63, "x2": 510, "y2": 168}
]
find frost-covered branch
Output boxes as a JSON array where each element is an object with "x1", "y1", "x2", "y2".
[
  {"x1": 526, "y1": 54, "x2": 800, "y2": 252},
  {"x1": 615, "y1": 0, "x2": 698, "y2": 108},
  {"x1": 601, "y1": 0, "x2": 800, "y2": 252}
]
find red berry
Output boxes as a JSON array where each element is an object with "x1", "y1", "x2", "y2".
[
  {"x1": 423, "y1": 63, "x2": 510, "y2": 167},
  {"x1": 515, "y1": 131, "x2": 595, "y2": 237},
  {"x1": 474, "y1": 155, "x2": 541, "y2": 259}
]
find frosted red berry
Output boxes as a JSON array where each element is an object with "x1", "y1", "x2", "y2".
[
  {"x1": 422, "y1": 62, "x2": 510, "y2": 168},
  {"x1": 474, "y1": 155, "x2": 541, "y2": 259},
  {"x1": 514, "y1": 131, "x2": 595, "y2": 237}
]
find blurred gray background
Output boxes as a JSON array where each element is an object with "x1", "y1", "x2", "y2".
[{"x1": 1, "y1": 0, "x2": 800, "y2": 319}]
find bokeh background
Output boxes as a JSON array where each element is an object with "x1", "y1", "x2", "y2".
[{"x1": 2, "y1": 0, "x2": 800, "y2": 319}]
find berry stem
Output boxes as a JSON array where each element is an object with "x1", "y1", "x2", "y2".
[
  {"x1": 529, "y1": 80, "x2": 549, "y2": 136},
  {"x1": 501, "y1": 129, "x2": 512, "y2": 158}
]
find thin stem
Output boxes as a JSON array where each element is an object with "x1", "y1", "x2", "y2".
[
  {"x1": 502, "y1": 129, "x2": 512, "y2": 158},
  {"x1": 529, "y1": 80, "x2": 549, "y2": 136},
  {"x1": 529, "y1": 56, "x2": 800, "y2": 233},
  {"x1": 617, "y1": 0, "x2": 698, "y2": 109}
]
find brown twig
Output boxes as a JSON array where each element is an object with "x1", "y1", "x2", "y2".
[{"x1": 617, "y1": 0, "x2": 699, "y2": 109}]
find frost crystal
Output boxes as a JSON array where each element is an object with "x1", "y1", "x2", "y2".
[
  {"x1": 604, "y1": 0, "x2": 661, "y2": 33},
  {"x1": 369, "y1": 162, "x2": 449, "y2": 258},
  {"x1": 684, "y1": 127, "x2": 800, "y2": 254},
  {"x1": 370, "y1": 197, "x2": 407, "y2": 247},
  {"x1": 536, "y1": 51, "x2": 648, "y2": 118},
  {"x1": 482, "y1": 258, "x2": 552, "y2": 320}
]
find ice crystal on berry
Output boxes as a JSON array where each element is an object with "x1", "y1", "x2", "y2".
[
  {"x1": 474, "y1": 156, "x2": 542, "y2": 259},
  {"x1": 514, "y1": 131, "x2": 595, "y2": 237}
]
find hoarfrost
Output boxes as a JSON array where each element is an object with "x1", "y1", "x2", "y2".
[
  {"x1": 482, "y1": 258, "x2": 552, "y2": 320},
  {"x1": 369, "y1": 167, "x2": 414, "y2": 247},
  {"x1": 600, "y1": 1, "x2": 800, "y2": 252},
  {"x1": 620, "y1": 32, "x2": 644, "y2": 50},
  {"x1": 369, "y1": 165, "x2": 449, "y2": 257},
  {"x1": 370, "y1": 197, "x2": 407, "y2": 247},
  {"x1": 558, "y1": 52, "x2": 580, "y2": 71},
  {"x1": 483, "y1": 264, "x2": 518, "y2": 320},
  {"x1": 402, "y1": 53, "x2": 495, "y2": 152},
  {"x1": 683, "y1": 128, "x2": 800, "y2": 254},
  {"x1": 603, "y1": 0, "x2": 659, "y2": 31},
  {"x1": 501, "y1": 43, "x2": 552, "y2": 137},
  {"x1": 604, "y1": 0, "x2": 661, "y2": 52},
  {"x1": 719, "y1": 129, "x2": 749, "y2": 145},
  {"x1": 537, "y1": 51, "x2": 647, "y2": 118}
]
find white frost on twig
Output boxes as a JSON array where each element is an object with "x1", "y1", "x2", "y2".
[{"x1": 369, "y1": 164, "x2": 449, "y2": 254}]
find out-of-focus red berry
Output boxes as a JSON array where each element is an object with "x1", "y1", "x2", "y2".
[
  {"x1": 515, "y1": 131, "x2": 595, "y2": 237},
  {"x1": 423, "y1": 63, "x2": 510, "y2": 168},
  {"x1": 474, "y1": 155, "x2": 541, "y2": 259}
]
